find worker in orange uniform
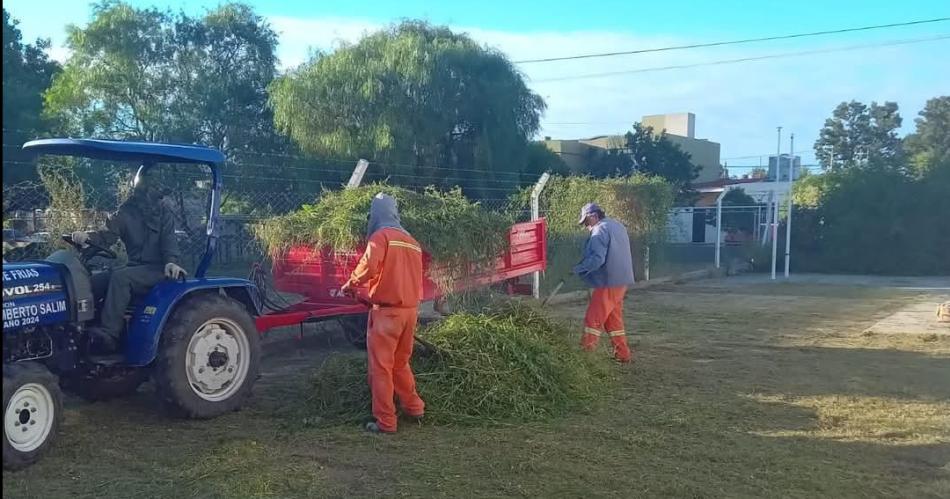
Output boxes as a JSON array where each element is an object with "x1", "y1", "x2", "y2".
[
  {"x1": 573, "y1": 203, "x2": 635, "y2": 363},
  {"x1": 341, "y1": 193, "x2": 426, "y2": 433}
]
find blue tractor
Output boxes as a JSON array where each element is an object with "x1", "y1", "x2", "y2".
[{"x1": 3, "y1": 139, "x2": 263, "y2": 470}]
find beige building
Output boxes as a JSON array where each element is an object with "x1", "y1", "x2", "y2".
[
  {"x1": 642, "y1": 113, "x2": 695, "y2": 139},
  {"x1": 642, "y1": 113, "x2": 723, "y2": 183},
  {"x1": 540, "y1": 138, "x2": 594, "y2": 173},
  {"x1": 543, "y1": 113, "x2": 724, "y2": 183}
]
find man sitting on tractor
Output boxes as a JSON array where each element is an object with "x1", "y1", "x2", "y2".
[{"x1": 71, "y1": 168, "x2": 187, "y2": 353}]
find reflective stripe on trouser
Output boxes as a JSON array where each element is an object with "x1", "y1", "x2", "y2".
[
  {"x1": 367, "y1": 307, "x2": 426, "y2": 432},
  {"x1": 582, "y1": 287, "x2": 631, "y2": 362}
]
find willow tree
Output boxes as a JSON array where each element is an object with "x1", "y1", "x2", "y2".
[{"x1": 268, "y1": 21, "x2": 546, "y2": 198}]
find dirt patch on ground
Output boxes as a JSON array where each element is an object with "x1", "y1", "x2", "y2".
[{"x1": 865, "y1": 297, "x2": 950, "y2": 337}]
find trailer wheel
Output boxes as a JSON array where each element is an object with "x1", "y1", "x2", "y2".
[
  {"x1": 154, "y1": 294, "x2": 261, "y2": 419},
  {"x1": 340, "y1": 313, "x2": 368, "y2": 349},
  {"x1": 3, "y1": 362, "x2": 62, "y2": 471}
]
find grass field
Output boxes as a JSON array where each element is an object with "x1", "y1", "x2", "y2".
[{"x1": 4, "y1": 279, "x2": 949, "y2": 498}]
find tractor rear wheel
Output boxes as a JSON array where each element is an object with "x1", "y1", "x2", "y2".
[
  {"x1": 153, "y1": 294, "x2": 260, "y2": 419},
  {"x1": 3, "y1": 362, "x2": 63, "y2": 471}
]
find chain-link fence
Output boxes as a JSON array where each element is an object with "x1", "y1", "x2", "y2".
[
  {"x1": 534, "y1": 203, "x2": 775, "y2": 295},
  {"x1": 4, "y1": 154, "x2": 763, "y2": 293},
  {"x1": 2, "y1": 155, "x2": 539, "y2": 278}
]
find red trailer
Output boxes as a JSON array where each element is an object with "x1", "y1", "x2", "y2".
[{"x1": 254, "y1": 219, "x2": 547, "y2": 334}]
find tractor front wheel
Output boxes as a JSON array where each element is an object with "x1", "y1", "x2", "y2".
[
  {"x1": 3, "y1": 362, "x2": 63, "y2": 471},
  {"x1": 153, "y1": 294, "x2": 261, "y2": 419}
]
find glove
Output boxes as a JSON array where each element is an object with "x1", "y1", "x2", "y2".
[
  {"x1": 164, "y1": 262, "x2": 187, "y2": 280},
  {"x1": 71, "y1": 231, "x2": 89, "y2": 246}
]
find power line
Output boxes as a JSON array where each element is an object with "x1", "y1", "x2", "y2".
[
  {"x1": 532, "y1": 34, "x2": 950, "y2": 83},
  {"x1": 3, "y1": 136, "x2": 533, "y2": 180},
  {"x1": 543, "y1": 122, "x2": 635, "y2": 126},
  {"x1": 514, "y1": 17, "x2": 950, "y2": 64},
  {"x1": 1, "y1": 160, "x2": 531, "y2": 191}
]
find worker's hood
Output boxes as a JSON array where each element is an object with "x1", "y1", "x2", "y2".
[{"x1": 366, "y1": 193, "x2": 406, "y2": 237}]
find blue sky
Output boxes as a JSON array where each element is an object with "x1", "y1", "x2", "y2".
[{"x1": 6, "y1": 0, "x2": 949, "y2": 168}]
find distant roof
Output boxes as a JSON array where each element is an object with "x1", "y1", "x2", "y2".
[
  {"x1": 692, "y1": 177, "x2": 767, "y2": 190},
  {"x1": 22, "y1": 138, "x2": 225, "y2": 165}
]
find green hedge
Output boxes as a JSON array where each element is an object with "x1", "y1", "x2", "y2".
[
  {"x1": 514, "y1": 174, "x2": 674, "y2": 285},
  {"x1": 791, "y1": 167, "x2": 950, "y2": 275},
  {"x1": 537, "y1": 174, "x2": 674, "y2": 242}
]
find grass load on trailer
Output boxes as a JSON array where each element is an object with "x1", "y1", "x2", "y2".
[{"x1": 253, "y1": 184, "x2": 513, "y2": 287}]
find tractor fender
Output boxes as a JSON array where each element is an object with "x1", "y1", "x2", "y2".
[{"x1": 122, "y1": 278, "x2": 261, "y2": 366}]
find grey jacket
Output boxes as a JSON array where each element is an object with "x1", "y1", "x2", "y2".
[{"x1": 573, "y1": 217, "x2": 635, "y2": 288}]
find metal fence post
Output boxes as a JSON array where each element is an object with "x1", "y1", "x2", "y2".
[
  {"x1": 714, "y1": 189, "x2": 727, "y2": 269},
  {"x1": 346, "y1": 159, "x2": 369, "y2": 189},
  {"x1": 784, "y1": 134, "x2": 795, "y2": 278},
  {"x1": 530, "y1": 172, "x2": 551, "y2": 300},
  {"x1": 644, "y1": 245, "x2": 650, "y2": 281}
]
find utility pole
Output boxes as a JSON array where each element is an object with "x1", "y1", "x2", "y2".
[
  {"x1": 771, "y1": 127, "x2": 781, "y2": 280},
  {"x1": 784, "y1": 133, "x2": 794, "y2": 278}
]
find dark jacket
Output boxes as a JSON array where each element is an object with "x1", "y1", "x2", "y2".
[{"x1": 90, "y1": 199, "x2": 179, "y2": 266}]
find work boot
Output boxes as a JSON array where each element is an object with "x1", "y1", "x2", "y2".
[
  {"x1": 615, "y1": 349, "x2": 634, "y2": 364},
  {"x1": 86, "y1": 327, "x2": 119, "y2": 355},
  {"x1": 364, "y1": 422, "x2": 395, "y2": 434}
]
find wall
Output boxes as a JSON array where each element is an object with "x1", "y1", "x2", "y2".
[
  {"x1": 664, "y1": 135, "x2": 723, "y2": 183},
  {"x1": 642, "y1": 113, "x2": 695, "y2": 138},
  {"x1": 541, "y1": 139, "x2": 596, "y2": 173}
]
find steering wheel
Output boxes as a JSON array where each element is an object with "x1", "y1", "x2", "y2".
[{"x1": 62, "y1": 234, "x2": 118, "y2": 261}]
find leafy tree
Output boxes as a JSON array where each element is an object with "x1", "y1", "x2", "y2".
[
  {"x1": 790, "y1": 163, "x2": 949, "y2": 275},
  {"x1": 523, "y1": 142, "x2": 569, "y2": 182},
  {"x1": 904, "y1": 96, "x2": 950, "y2": 178},
  {"x1": 624, "y1": 123, "x2": 699, "y2": 201},
  {"x1": 704, "y1": 187, "x2": 757, "y2": 233},
  {"x1": 813, "y1": 100, "x2": 903, "y2": 171},
  {"x1": 46, "y1": 1, "x2": 277, "y2": 151},
  {"x1": 722, "y1": 188, "x2": 756, "y2": 206},
  {"x1": 3, "y1": 8, "x2": 60, "y2": 185},
  {"x1": 585, "y1": 147, "x2": 633, "y2": 179},
  {"x1": 576, "y1": 124, "x2": 698, "y2": 199},
  {"x1": 268, "y1": 21, "x2": 545, "y2": 199},
  {"x1": 44, "y1": 2, "x2": 285, "y2": 197}
]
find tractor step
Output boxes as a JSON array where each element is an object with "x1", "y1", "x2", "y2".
[{"x1": 86, "y1": 354, "x2": 125, "y2": 366}]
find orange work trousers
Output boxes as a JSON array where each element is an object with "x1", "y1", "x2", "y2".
[
  {"x1": 582, "y1": 287, "x2": 632, "y2": 362},
  {"x1": 367, "y1": 306, "x2": 425, "y2": 432}
]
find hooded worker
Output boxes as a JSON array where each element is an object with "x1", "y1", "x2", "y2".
[
  {"x1": 71, "y1": 167, "x2": 186, "y2": 353},
  {"x1": 340, "y1": 193, "x2": 426, "y2": 433},
  {"x1": 572, "y1": 202, "x2": 635, "y2": 363}
]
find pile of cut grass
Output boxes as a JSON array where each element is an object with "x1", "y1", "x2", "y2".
[{"x1": 299, "y1": 301, "x2": 614, "y2": 426}]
